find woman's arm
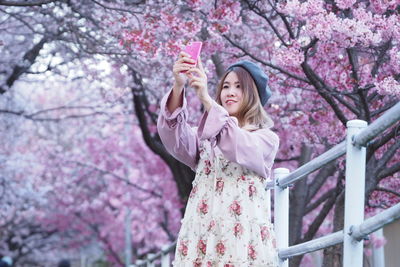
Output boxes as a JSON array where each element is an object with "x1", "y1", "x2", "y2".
[
  {"x1": 167, "y1": 83, "x2": 184, "y2": 114},
  {"x1": 197, "y1": 102, "x2": 279, "y2": 180},
  {"x1": 156, "y1": 51, "x2": 201, "y2": 170},
  {"x1": 157, "y1": 87, "x2": 200, "y2": 170}
]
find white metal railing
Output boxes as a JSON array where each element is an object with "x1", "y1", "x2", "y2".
[
  {"x1": 129, "y1": 101, "x2": 400, "y2": 266},
  {"x1": 272, "y1": 101, "x2": 400, "y2": 267},
  {"x1": 129, "y1": 243, "x2": 175, "y2": 267}
]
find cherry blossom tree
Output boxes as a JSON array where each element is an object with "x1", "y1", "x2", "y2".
[{"x1": 1, "y1": 0, "x2": 399, "y2": 266}]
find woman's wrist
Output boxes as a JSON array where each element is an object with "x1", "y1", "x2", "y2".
[
  {"x1": 199, "y1": 94, "x2": 213, "y2": 112},
  {"x1": 173, "y1": 82, "x2": 184, "y2": 93}
]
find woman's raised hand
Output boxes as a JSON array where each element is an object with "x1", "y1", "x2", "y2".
[
  {"x1": 187, "y1": 57, "x2": 209, "y2": 100},
  {"x1": 172, "y1": 51, "x2": 196, "y2": 90},
  {"x1": 188, "y1": 57, "x2": 213, "y2": 111}
]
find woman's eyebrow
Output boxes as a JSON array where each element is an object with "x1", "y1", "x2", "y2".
[{"x1": 223, "y1": 81, "x2": 240, "y2": 84}]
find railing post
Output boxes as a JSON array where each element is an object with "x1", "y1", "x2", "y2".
[
  {"x1": 274, "y1": 168, "x2": 290, "y2": 267},
  {"x1": 125, "y1": 208, "x2": 132, "y2": 267},
  {"x1": 266, "y1": 188, "x2": 272, "y2": 222},
  {"x1": 146, "y1": 254, "x2": 155, "y2": 267},
  {"x1": 343, "y1": 120, "x2": 367, "y2": 267},
  {"x1": 372, "y1": 229, "x2": 385, "y2": 267},
  {"x1": 135, "y1": 259, "x2": 144, "y2": 267},
  {"x1": 161, "y1": 245, "x2": 170, "y2": 267}
]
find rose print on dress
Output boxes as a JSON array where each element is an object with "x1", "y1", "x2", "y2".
[
  {"x1": 237, "y1": 175, "x2": 246, "y2": 182},
  {"x1": 204, "y1": 159, "x2": 211, "y2": 175},
  {"x1": 172, "y1": 140, "x2": 277, "y2": 266},
  {"x1": 233, "y1": 222, "x2": 243, "y2": 238},
  {"x1": 197, "y1": 239, "x2": 207, "y2": 255},
  {"x1": 208, "y1": 219, "x2": 216, "y2": 232},
  {"x1": 261, "y1": 225, "x2": 270, "y2": 242},
  {"x1": 229, "y1": 200, "x2": 242, "y2": 216},
  {"x1": 198, "y1": 199, "x2": 209, "y2": 215},
  {"x1": 178, "y1": 239, "x2": 188, "y2": 257},
  {"x1": 199, "y1": 147, "x2": 205, "y2": 157},
  {"x1": 248, "y1": 243, "x2": 257, "y2": 260},
  {"x1": 189, "y1": 185, "x2": 198, "y2": 199},
  {"x1": 248, "y1": 182, "x2": 257, "y2": 199},
  {"x1": 216, "y1": 177, "x2": 224, "y2": 194},
  {"x1": 216, "y1": 240, "x2": 226, "y2": 256},
  {"x1": 193, "y1": 258, "x2": 202, "y2": 267}
]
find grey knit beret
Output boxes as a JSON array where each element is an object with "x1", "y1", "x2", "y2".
[{"x1": 227, "y1": 60, "x2": 271, "y2": 106}]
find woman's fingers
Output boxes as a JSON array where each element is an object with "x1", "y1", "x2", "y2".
[
  {"x1": 179, "y1": 51, "x2": 191, "y2": 58},
  {"x1": 178, "y1": 57, "x2": 195, "y2": 65},
  {"x1": 188, "y1": 73, "x2": 206, "y2": 87},
  {"x1": 188, "y1": 68, "x2": 206, "y2": 79},
  {"x1": 197, "y1": 57, "x2": 205, "y2": 71},
  {"x1": 173, "y1": 60, "x2": 196, "y2": 75},
  {"x1": 178, "y1": 53, "x2": 196, "y2": 64}
]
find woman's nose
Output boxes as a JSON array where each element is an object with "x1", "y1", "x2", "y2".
[{"x1": 227, "y1": 87, "x2": 236, "y2": 96}]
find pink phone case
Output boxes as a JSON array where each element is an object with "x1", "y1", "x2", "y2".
[
  {"x1": 183, "y1": 41, "x2": 202, "y2": 64},
  {"x1": 180, "y1": 41, "x2": 202, "y2": 73}
]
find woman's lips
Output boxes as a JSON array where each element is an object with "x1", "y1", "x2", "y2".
[{"x1": 225, "y1": 100, "x2": 237, "y2": 105}]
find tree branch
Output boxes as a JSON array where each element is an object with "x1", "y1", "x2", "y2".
[
  {"x1": 308, "y1": 162, "x2": 337, "y2": 201},
  {"x1": 0, "y1": 107, "x2": 109, "y2": 121},
  {"x1": 90, "y1": 0, "x2": 143, "y2": 14},
  {"x1": 371, "y1": 39, "x2": 392, "y2": 77},
  {"x1": 2, "y1": 36, "x2": 48, "y2": 94},
  {"x1": 346, "y1": 48, "x2": 359, "y2": 84},
  {"x1": 301, "y1": 188, "x2": 339, "y2": 242},
  {"x1": 370, "y1": 100, "x2": 399, "y2": 117},
  {"x1": 305, "y1": 188, "x2": 336, "y2": 214},
  {"x1": 275, "y1": 156, "x2": 300, "y2": 163},
  {"x1": 242, "y1": 0, "x2": 290, "y2": 46},
  {"x1": 376, "y1": 186, "x2": 400, "y2": 198},
  {"x1": 331, "y1": 93, "x2": 359, "y2": 115},
  {"x1": 375, "y1": 140, "x2": 400, "y2": 176},
  {"x1": 301, "y1": 62, "x2": 348, "y2": 126},
  {"x1": 222, "y1": 34, "x2": 310, "y2": 84},
  {"x1": 67, "y1": 160, "x2": 162, "y2": 198},
  {"x1": 0, "y1": 0, "x2": 57, "y2": 6},
  {"x1": 378, "y1": 162, "x2": 400, "y2": 180},
  {"x1": 368, "y1": 123, "x2": 400, "y2": 156}
]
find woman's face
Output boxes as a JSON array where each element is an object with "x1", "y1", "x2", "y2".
[{"x1": 220, "y1": 71, "x2": 243, "y2": 117}]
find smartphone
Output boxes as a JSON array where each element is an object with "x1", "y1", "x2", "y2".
[{"x1": 181, "y1": 41, "x2": 203, "y2": 72}]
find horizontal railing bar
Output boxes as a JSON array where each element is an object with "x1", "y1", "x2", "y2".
[
  {"x1": 278, "y1": 231, "x2": 343, "y2": 259},
  {"x1": 354, "y1": 101, "x2": 400, "y2": 147},
  {"x1": 277, "y1": 142, "x2": 346, "y2": 188},
  {"x1": 278, "y1": 203, "x2": 400, "y2": 259},
  {"x1": 351, "y1": 203, "x2": 400, "y2": 241},
  {"x1": 273, "y1": 102, "x2": 400, "y2": 189},
  {"x1": 132, "y1": 242, "x2": 176, "y2": 266}
]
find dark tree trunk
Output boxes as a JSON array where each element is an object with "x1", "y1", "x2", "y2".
[
  {"x1": 323, "y1": 185, "x2": 345, "y2": 267},
  {"x1": 289, "y1": 143, "x2": 312, "y2": 267}
]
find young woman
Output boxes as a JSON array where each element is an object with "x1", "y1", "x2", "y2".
[{"x1": 157, "y1": 51, "x2": 279, "y2": 266}]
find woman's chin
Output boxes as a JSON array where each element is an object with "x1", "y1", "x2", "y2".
[{"x1": 227, "y1": 109, "x2": 238, "y2": 117}]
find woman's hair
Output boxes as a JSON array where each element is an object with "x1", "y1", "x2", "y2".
[{"x1": 215, "y1": 66, "x2": 274, "y2": 131}]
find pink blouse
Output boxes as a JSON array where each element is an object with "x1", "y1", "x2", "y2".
[{"x1": 156, "y1": 88, "x2": 279, "y2": 180}]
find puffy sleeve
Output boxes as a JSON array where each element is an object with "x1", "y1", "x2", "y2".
[
  {"x1": 156, "y1": 88, "x2": 200, "y2": 171},
  {"x1": 197, "y1": 101, "x2": 279, "y2": 180}
]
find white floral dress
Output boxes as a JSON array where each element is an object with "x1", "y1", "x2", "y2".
[{"x1": 172, "y1": 140, "x2": 278, "y2": 267}]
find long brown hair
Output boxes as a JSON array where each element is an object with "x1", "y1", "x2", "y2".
[{"x1": 215, "y1": 66, "x2": 274, "y2": 130}]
